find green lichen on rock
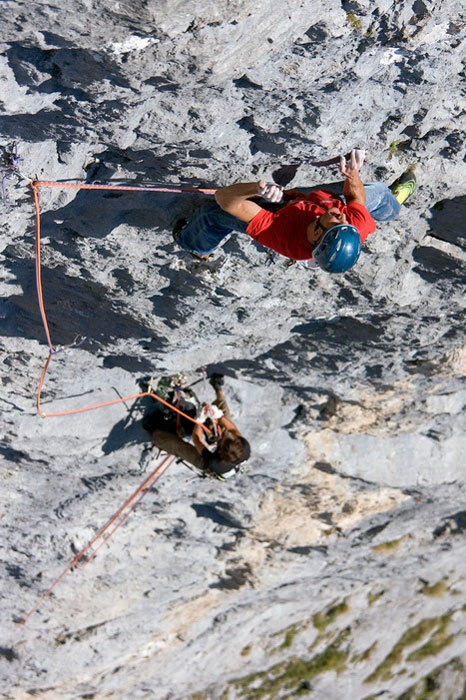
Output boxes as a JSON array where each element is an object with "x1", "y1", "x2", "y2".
[
  {"x1": 312, "y1": 599, "x2": 349, "y2": 631},
  {"x1": 407, "y1": 616, "x2": 453, "y2": 662},
  {"x1": 351, "y1": 641, "x2": 378, "y2": 664},
  {"x1": 396, "y1": 656, "x2": 466, "y2": 699},
  {"x1": 388, "y1": 139, "x2": 404, "y2": 159},
  {"x1": 281, "y1": 624, "x2": 299, "y2": 649},
  {"x1": 420, "y1": 580, "x2": 449, "y2": 597},
  {"x1": 346, "y1": 11, "x2": 363, "y2": 31},
  {"x1": 368, "y1": 589, "x2": 385, "y2": 606},
  {"x1": 387, "y1": 138, "x2": 412, "y2": 159},
  {"x1": 269, "y1": 621, "x2": 305, "y2": 655},
  {"x1": 372, "y1": 535, "x2": 409, "y2": 553},
  {"x1": 229, "y1": 629, "x2": 350, "y2": 699},
  {"x1": 364, "y1": 613, "x2": 454, "y2": 684}
]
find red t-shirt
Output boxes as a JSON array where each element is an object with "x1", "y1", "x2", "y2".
[{"x1": 245, "y1": 189, "x2": 376, "y2": 260}]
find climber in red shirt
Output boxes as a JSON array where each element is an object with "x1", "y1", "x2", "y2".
[{"x1": 173, "y1": 150, "x2": 416, "y2": 273}]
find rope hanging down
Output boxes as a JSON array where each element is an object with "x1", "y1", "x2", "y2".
[
  {"x1": 31, "y1": 178, "x2": 214, "y2": 434},
  {"x1": 20, "y1": 453, "x2": 175, "y2": 625}
]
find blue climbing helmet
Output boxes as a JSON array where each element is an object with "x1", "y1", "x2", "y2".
[{"x1": 312, "y1": 224, "x2": 361, "y2": 273}]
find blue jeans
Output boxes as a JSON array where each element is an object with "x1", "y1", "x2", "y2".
[
  {"x1": 176, "y1": 183, "x2": 400, "y2": 256},
  {"x1": 177, "y1": 200, "x2": 249, "y2": 256},
  {"x1": 363, "y1": 182, "x2": 401, "y2": 221}
]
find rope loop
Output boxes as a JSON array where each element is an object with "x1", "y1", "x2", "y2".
[
  {"x1": 19, "y1": 174, "x2": 221, "y2": 624},
  {"x1": 32, "y1": 176, "x2": 214, "y2": 435}
]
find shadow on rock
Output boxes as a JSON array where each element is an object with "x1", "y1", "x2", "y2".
[
  {"x1": 413, "y1": 246, "x2": 464, "y2": 284},
  {"x1": 428, "y1": 195, "x2": 466, "y2": 250},
  {"x1": 101, "y1": 400, "x2": 148, "y2": 455},
  {"x1": 291, "y1": 315, "x2": 385, "y2": 345},
  {"x1": 209, "y1": 563, "x2": 254, "y2": 590},
  {"x1": 191, "y1": 501, "x2": 248, "y2": 530},
  {"x1": 3, "y1": 256, "x2": 167, "y2": 352},
  {"x1": 1, "y1": 43, "x2": 131, "y2": 139},
  {"x1": 38, "y1": 149, "x2": 219, "y2": 242},
  {"x1": 40, "y1": 188, "x2": 180, "y2": 241},
  {"x1": 149, "y1": 267, "x2": 216, "y2": 326}
]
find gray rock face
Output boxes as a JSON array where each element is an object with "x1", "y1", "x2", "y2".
[{"x1": 1, "y1": 1, "x2": 465, "y2": 698}]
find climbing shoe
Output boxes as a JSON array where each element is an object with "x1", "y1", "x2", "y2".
[
  {"x1": 209, "y1": 373, "x2": 225, "y2": 391},
  {"x1": 390, "y1": 170, "x2": 417, "y2": 205}
]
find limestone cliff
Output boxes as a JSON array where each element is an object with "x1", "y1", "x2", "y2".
[{"x1": 1, "y1": 1, "x2": 465, "y2": 698}]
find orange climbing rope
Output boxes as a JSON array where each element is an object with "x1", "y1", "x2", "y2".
[
  {"x1": 31, "y1": 179, "x2": 212, "y2": 433},
  {"x1": 33, "y1": 179, "x2": 217, "y2": 195},
  {"x1": 20, "y1": 453, "x2": 175, "y2": 625},
  {"x1": 20, "y1": 177, "x2": 217, "y2": 624}
]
